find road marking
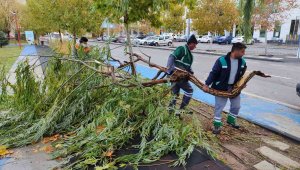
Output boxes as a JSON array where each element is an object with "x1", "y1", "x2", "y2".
[
  {"x1": 109, "y1": 53, "x2": 299, "y2": 110},
  {"x1": 286, "y1": 56, "x2": 299, "y2": 59},
  {"x1": 268, "y1": 75, "x2": 291, "y2": 80},
  {"x1": 242, "y1": 91, "x2": 300, "y2": 111}
]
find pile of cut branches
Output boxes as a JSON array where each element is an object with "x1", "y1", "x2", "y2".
[
  {"x1": 0, "y1": 46, "x2": 214, "y2": 169},
  {"x1": 0, "y1": 43, "x2": 270, "y2": 169}
]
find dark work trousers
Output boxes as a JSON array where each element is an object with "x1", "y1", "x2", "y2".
[{"x1": 169, "y1": 80, "x2": 194, "y2": 109}]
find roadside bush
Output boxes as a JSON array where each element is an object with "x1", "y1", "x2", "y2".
[{"x1": 0, "y1": 31, "x2": 9, "y2": 48}]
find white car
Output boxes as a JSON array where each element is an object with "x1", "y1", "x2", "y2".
[
  {"x1": 232, "y1": 36, "x2": 254, "y2": 45},
  {"x1": 198, "y1": 35, "x2": 213, "y2": 43},
  {"x1": 147, "y1": 36, "x2": 172, "y2": 46},
  {"x1": 138, "y1": 36, "x2": 154, "y2": 45}
]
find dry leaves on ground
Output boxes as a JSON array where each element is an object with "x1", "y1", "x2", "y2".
[
  {"x1": 0, "y1": 145, "x2": 13, "y2": 158},
  {"x1": 96, "y1": 125, "x2": 105, "y2": 134},
  {"x1": 41, "y1": 145, "x2": 54, "y2": 153},
  {"x1": 42, "y1": 134, "x2": 60, "y2": 144}
]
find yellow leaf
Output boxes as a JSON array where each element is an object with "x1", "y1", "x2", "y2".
[
  {"x1": 55, "y1": 144, "x2": 63, "y2": 149},
  {"x1": 103, "y1": 150, "x2": 113, "y2": 157},
  {"x1": 119, "y1": 163, "x2": 127, "y2": 167},
  {"x1": 0, "y1": 145, "x2": 13, "y2": 157},
  {"x1": 42, "y1": 145, "x2": 54, "y2": 153}
]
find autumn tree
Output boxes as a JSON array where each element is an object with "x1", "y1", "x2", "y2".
[
  {"x1": 190, "y1": 0, "x2": 239, "y2": 35},
  {"x1": 252, "y1": 0, "x2": 297, "y2": 55},
  {"x1": 162, "y1": 4, "x2": 185, "y2": 33},
  {"x1": 0, "y1": 0, "x2": 24, "y2": 38}
]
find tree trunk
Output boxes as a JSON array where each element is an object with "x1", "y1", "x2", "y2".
[
  {"x1": 124, "y1": 12, "x2": 136, "y2": 75},
  {"x1": 72, "y1": 32, "x2": 77, "y2": 57},
  {"x1": 59, "y1": 29, "x2": 63, "y2": 44},
  {"x1": 265, "y1": 32, "x2": 268, "y2": 55},
  {"x1": 7, "y1": 31, "x2": 10, "y2": 41}
]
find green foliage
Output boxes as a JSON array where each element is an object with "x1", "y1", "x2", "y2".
[
  {"x1": 240, "y1": 0, "x2": 255, "y2": 41},
  {"x1": 10, "y1": 60, "x2": 42, "y2": 110},
  {"x1": 23, "y1": 0, "x2": 104, "y2": 39},
  {"x1": 190, "y1": 0, "x2": 239, "y2": 34},
  {"x1": 162, "y1": 4, "x2": 185, "y2": 33},
  {"x1": 0, "y1": 66, "x2": 8, "y2": 101},
  {"x1": 0, "y1": 46, "x2": 214, "y2": 169},
  {"x1": 96, "y1": 0, "x2": 195, "y2": 27},
  {"x1": 0, "y1": 31, "x2": 8, "y2": 48}
]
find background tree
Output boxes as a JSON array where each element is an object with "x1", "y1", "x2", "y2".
[
  {"x1": 190, "y1": 0, "x2": 239, "y2": 35},
  {"x1": 23, "y1": 0, "x2": 104, "y2": 48},
  {"x1": 0, "y1": 31, "x2": 9, "y2": 48},
  {"x1": 0, "y1": 0, "x2": 24, "y2": 38},
  {"x1": 95, "y1": 0, "x2": 195, "y2": 75},
  {"x1": 162, "y1": 4, "x2": 185, "y2": 33},
  {"x1": 241, "y1": 0, "x2": 297, "y2": 42},
  {"x1": 21, "y1": 0, "x2": 54, "y2": 38},
  {"x1": 252, "y1": 0, "x2": 297, "y2": 55}
]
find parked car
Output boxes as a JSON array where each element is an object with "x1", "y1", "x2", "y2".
[
  {"x1": 297, "y1": 83, "x2": 300, "y2": 97},
  {"x1": 115, "y1": 36, "x2": 126, "y2": 43},
  {"x1": 148, "y1": 36, "x2": 172, "y2": 46},
  {"x1": 136, "y1": 36, "x2": 153, "y2": 45},
  {"x1": 213, "y1": 36, "x2": 221, "y2": 43},
  {"x1": 172, "y1": 34, "x2": 179, "y2": 41},
  {"x1": 97, "y1": 35, "x2": 117, "y2": 42},
  {"x1": 217, "y1": 35, "x2": 233, "y2": 44},
  {"x1": 177, "y1": 35, "x2": 188, "y2": 42},
  {"x1": 198, "y1": 35, "x2": 213, "y2": 43},
  {"x1": 232, "y1": 36, "x2": 254, "y2": 45},
  {"x1": 132, "y1": 36, "x2": 146, "y2": 45}
]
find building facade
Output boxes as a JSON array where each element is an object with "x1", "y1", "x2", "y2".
[{"x1": 253, "y1": 1, "x2": 300, "y2": 43}]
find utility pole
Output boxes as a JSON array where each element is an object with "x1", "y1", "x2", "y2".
[
  {"x1": 297, "y1": 37, "x2": 300, "y2": 60},
  {"x1": 184, "y1": 6, "x2": 191, "y2": 40},
  {"x1": 294, "y1": 16, "x2": 300, "y2": 60}
]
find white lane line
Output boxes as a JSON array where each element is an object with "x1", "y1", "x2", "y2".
[
  {"x1": 242, "y1": 91, "x2": 300, "y2": 111},
  {"x1": 269, "y1": 75, "x2": 292, "y2": 80}
]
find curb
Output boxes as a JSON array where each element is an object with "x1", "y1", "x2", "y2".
[
  {"x1": 135, "y1": 44, "x2": 284, "y2": 62},
  {"x1": 98, "y1": 42, "x2": 284, "y2": 62}
]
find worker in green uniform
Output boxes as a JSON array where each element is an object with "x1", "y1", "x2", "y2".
[{"x1": 166, "y1": 34, "x2": 198, "y2": 117}]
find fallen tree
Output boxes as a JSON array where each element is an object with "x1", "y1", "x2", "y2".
[{"x1": 0, "y1": 45, "x2": 270, "y2": 169}]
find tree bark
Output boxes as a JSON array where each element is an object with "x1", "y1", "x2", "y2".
[
  {"x1": 265, "y1": 31, "x2": 268, "y2": 55},
  {"x1": 124, "y1": 11, "x2": 136, "y2": 75},
  {"x1": 72, "y1": 31, "x2": 77, "y2": 57},
  {"x1": 59, "y1": 29, "x2": 63, "y2": 44}
]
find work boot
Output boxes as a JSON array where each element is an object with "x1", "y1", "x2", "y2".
[
  {"x1": 175, "y1": 110, "x2": 182, "y2": 120},
  {"x1": 213, "y1": 121, "x2": 223, "y2": 134},
  {"x1": 167, "y1": 107, "x2": 175, "y2": 114},
  {"x1": 183, "y1": 108, "x2": 193, "y2": 115},
  {"x1": 227, "y1": 114, "x2": 240, "y2": 129}
]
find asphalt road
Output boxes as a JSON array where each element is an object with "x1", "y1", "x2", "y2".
[
  {"x1": 94, "y1": 42, "x2": 300, "y2": 109},
  {"x1": 175, "y1": 42, "x2": 299, "y2": 58}
]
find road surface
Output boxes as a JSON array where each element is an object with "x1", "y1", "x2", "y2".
[{"x1": 94, "y1": 42, "x2": 300, "y2": 109}]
